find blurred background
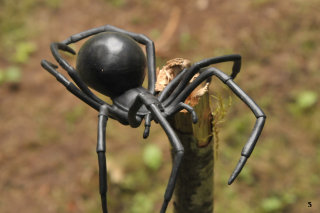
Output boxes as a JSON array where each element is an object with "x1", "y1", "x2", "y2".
[{"x1": 0, "y1": 0, "x2": 319, "y2": 212}]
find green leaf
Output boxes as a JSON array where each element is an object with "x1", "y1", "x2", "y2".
[
  {"x1": 239, "y1": 166, "x2": 254, "y2": 184},
  {"x1": 142, "y1": 144, "x2": 162, "y2": 170},
  {"x1": 0, "y1": 70, "x2": 5, "y2": 84},
  {"x1": 261, "y1": 197, "x2": 283, "y2": 212},
  {"x1": 12, "y1": 42, "x2": 37, "y2": 63},
  {"x1": 45, "y1": 0, "x2": 62, "y2": 9},
  {"x1": 5, "y1": 66, "x2": 22, "y2": 83},
  {"x1": 130, "y1": 193, "x2": 153, "y2": 213},
  {"x1": 296, "y1": 90, "x2": 318, "y2": 110},
  {"x1": 65, "y1": 105, "x2": 86, "y2": 124},
  {"x1": 282, "y1": 193, "x2": 296, "y2": 204},
  {"x1": 150, "y1": 29, "x2": 160, "y2": 39}
]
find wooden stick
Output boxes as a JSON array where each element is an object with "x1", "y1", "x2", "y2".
[{"x1": 156, "y1": 59, "x2": 214, "y2": 213}]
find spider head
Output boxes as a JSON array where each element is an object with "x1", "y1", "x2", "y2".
[{"x1": 76, "y1": 32, "x2": 146, "y2": 98}]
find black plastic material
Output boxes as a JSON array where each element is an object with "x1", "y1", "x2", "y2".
[
  {"x1": 148, "y1": 104, "x2": 184, "y2": 213},
  {"x1": 97, "y1": 105, "x2": 109, "y2": 213},
  {"x1": 41, "y1": 24, "x2": 266, "y2": 213},
  {"x1": 77, "y1": 32, "x2": 146, "y2": 98},
  {"x1": 62, "y1": 25, "x2": 156, "y2": 95},
  {"x1": 98, "y1": 152, "x2": 108, "y2": 213},
  {"x1": 162, "y1": 54, "x2": 241, "y2": 106}
]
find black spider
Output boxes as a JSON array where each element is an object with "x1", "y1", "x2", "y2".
[{"x1": 41, "y1": 25, "x2": 266, "y2": 213}]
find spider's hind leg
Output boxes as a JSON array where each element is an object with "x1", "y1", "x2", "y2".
[
  {"x1": 40, "y1": 60, "x2": 101, "y2": 110},
  {"x1": 143, "y1": 113, "x2": 152, "y2": 139},
  {"x1": 164, "y1": 102, "x2": 198, "y2": 124},
  {"x1": 167, "y1": 67, "x2": 266, "y2": 184},
  {"x1": 50, "y1": 42, "x2": 106, "y2": 105},
  {"x1": 96, "y1": 105, "x2": 109, "y2": 213},
  {"x1": 148, "y1": 104, "x2": 184, "y2": 213},
  {"x1": 162, "y1": 54, "x2": 241, "y2": 107},
  {"x1": 128, "y1": 93, "x2": 184, "y2": 213},
  {"x1": 62, "y1": 25, "x2": 157, "y2": 94}
]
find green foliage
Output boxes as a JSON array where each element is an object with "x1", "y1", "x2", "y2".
[
  {"x1": 0, "y1": 71, "x2": 5, "y2": 84},
  {"x1": 282, "y1": 192, "x2": 296, "y2": 205},
  {"x1": 295, "y1": 90, "x2": 318, "y2": 110},
  {"x1": 288, "y1": 90, "x2": 318, "y2": 116},
  {"x1": 301, "y1": 39, "x2": 316, "y2": 53},
  {"x1": 121, "y1": 170, "x2": 149, "y2": 190},
  {"x1": 130, "y1": 16, "x2": 151, "y2": 25},
  {"x1": 150, "y1": 29, "x2": 161, "y2": 40},
  {"x1": 142, "y1": 144, "x2": 163, "y2": 170},
  {"x1": 0, "y1": 0, "x2": 39, "y2": 60},
  {"x1": 37, "y1": 126, "x2": 60, "y2": 143},
  {"x1": 104, "y1": 0, "x2": 126, "y2": 8},
  {"x1": 64, "y1": 105, "x2": 86, "y2": 130},
  {"x1": 130, "y1": 193, "x2": 154, "y2": 213},
  {"x1": 179, "y1": 32, "x2": 197, "y2": 52},
  {"x1": 12, "y1": 42, "x2": 37, "y2": 63},
  {"x1": 260, "y1": 193, "x2": 296, "y2": 213},
  {"x1": 251, "y1": 0, "x2": 275, "y2": 8},
  {"x1": 65, "y1": 105, "x2": 86, "y2": 123},
  {"x1": 261, "y1": 196, "x2": 283, "y2": 212},
  {"x1": 45, "y1": 0, "x2": 62, "y2": 9},
  {"x1": 230, "y1": 113, "x2": 252, "y2": 135},
  {"x1": 5, "y1": 66, "x2": 22, "y2": 82},
  {"x1": 0, "y1": 66, "x2": 22, "y2": 84},
  {"x1": 211, "y1": 94, "x2": 232, "y2": 159},
  {"x1": 238, "y1": 166, "x2": 254, "y2": 185}
]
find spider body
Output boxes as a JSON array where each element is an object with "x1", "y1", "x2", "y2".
[
  {"x1": 77, "y1": 32, "x2": 146, "y2": 98},
  {"x1": 41, "y1": 25, "x2": 266, "y2": 213},
  {"x1": 76, "y1": 32, "x2": 150, "y2": 125},
  {"x1": 112, "y1": 87, "x2": 150, "y2": 116}
]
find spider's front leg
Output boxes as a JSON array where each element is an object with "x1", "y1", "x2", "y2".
[
  {"x1": 161, "y1": 54, "x2": 241, "y2": 106},
  {"x1": 166, "y1": 66, "x2": 266, "y2": 185},
  {"x1": 97, "y1": 105, "x2": 109, "y2": 213},
  {"x1": 149, "y1": 105, "x2": 184, "y2": 213},
  {"x1": 128, "y1": 93, "x2": 184, "y2": 213},
  {"x1": 164, "y1": 102, "x2": 198, "y2": 124},
  {"x1": 41, "y1": 60, "x2": 102, "y2": 110},
  {"x1": 61, "y1": 24, "x2": 157, "y2": 94},
  {"x1": 142, "y1": 102, "x2": 198, "y2": 139},
  {"x1": 50, "y1": 43, "x2": 106, "y2": 105}
]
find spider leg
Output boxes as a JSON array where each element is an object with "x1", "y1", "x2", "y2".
[
  {"x1": 50, "y1": 42, "x2": 107, "y2": 105},
  {"x1": 143, "y1": 113, "x2": 152, "y2": 139},
  {"x1": 42, "y1": 61, "x2": 114, "y2": 211},
  {"x1": 42, "y1": 59, "x2": 141, "y2": 125},
  {"x1": 61, "y1": 25, "x2": 156, "y2": 94},
  {"x1": 41, "y1": 60, "x2": 101, "y2": 111},
  {"x1": 164, "y1": 102, "x2": 198, "y2": 124},
  {"x1": 225, "y1": 80, "x2": 266, "y2": 185},
  {"x1": 148, "y1": 104, "x2": 184, "y2": 213},
  {"x1": 168, "y1": 67, "x2": 266, "y2": 185},
  {"x1": 168, "y1": 67, "x2": 230, "y2": 106},
  {"x1": 97, "y1": 105, "x2": 109, "y2": 213},
  {"x1": 128, "y1": 93, "x2": 184, "y2": 212},
  {"x1": 142, "y1": 101, "x2": 198, "y2": 139},
  {"x1": 163, "y1": 54, "x2": 241, "y2": 107},
  {"x1": 158, "y1": 68, "x2": 188, "y2": 102}
]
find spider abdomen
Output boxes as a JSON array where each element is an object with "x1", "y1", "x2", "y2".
[{"x1": 76, "y1": 32, "x2": 146, "y2": 98}]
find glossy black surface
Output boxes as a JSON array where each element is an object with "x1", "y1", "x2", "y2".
[
  {"x1": 76, "y1": 32, "x2": 146, "y2": 97},
  {"x1": 112, "y1": 86, "x2": 149, "y2": 115}
]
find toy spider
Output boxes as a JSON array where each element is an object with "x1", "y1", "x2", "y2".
[{"x1": 41, "y1": 25, "x2": 266, "y2": 213}]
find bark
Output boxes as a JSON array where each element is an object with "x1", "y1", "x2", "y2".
[
  {"x1": 170, "y1": 92, "x2": 214, "y2": 213},
  {"x1": 156, "y1": 58, "x2": 214, "y2": 213}
]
